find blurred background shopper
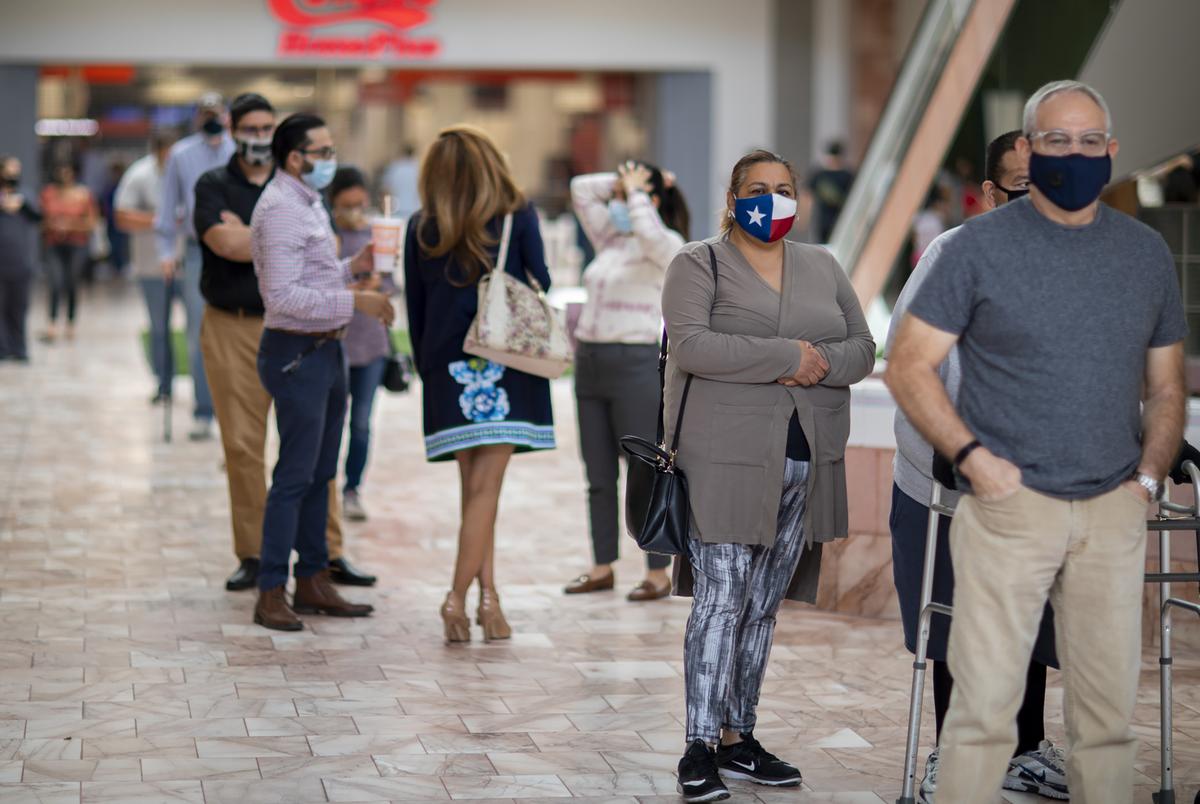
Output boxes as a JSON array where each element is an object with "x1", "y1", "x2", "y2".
[
  {"x1": 116, "y1": 132, "x2": 176, "y2": 403},
  {"x1": 329, "y1": 165, "x2": 392, "y2": 525},
  {"x1": 155, "y1": 91, "x2": 234, "y2": 441},
  {"x1": 40, "y1": 159, "x2": 97, "y2": 343},
  {"x1": 564, "y1": 160, "x2": 689, "y2": 602},
  {"x1": 0, "y1": 156, "x2": 40, "y2": 362}
]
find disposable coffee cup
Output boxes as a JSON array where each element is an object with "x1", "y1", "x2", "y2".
[{"x1": 371, "y1": 216, "x2": 403, "y2": 276}]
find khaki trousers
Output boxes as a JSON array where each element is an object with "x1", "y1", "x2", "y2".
[
  {"x1": 937, "y1": 484, "x2": 1147, "y2": 804},
  {"x1": 200, "y1": 307, "x2": 344, "y2": 561}
]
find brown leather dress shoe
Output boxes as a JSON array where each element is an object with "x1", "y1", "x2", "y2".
[
  {"x1": 626, "y1": 580, "x2": 672, "y2": 602},
  {"x1": 293, "y1": 570, "x2": 374, "y2": 617},
  {"x1": 254, "y1": 586, "x2": 303, "y2": 631},
  {"x1": 564, "y1": 573, "x2": 615, "y2": 594}
]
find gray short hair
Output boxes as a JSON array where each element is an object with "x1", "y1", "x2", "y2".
[{"x1": 1023, "y1": 80, "x2": 1112, "y2": 135}]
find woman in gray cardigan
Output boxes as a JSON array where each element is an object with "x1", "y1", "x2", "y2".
[{"x1": 665, "y1": 150, "x2": 874, "y2": 802}]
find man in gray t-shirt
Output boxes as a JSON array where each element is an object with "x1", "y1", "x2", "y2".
[
  {"x1": 887, "y1": 81, "x2": 1187, "y2": 803},
  {"x1": 885, "y1": 131, "x2": 1069, "y2": 802}
]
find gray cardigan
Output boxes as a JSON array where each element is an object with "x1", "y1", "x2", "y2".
[{"x1": 662, "y1": 237, "x2": 875, "y2": 602}]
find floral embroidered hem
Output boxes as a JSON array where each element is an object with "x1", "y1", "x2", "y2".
[{"x1": 424, "y1": 421, "x2": 556, "y2": 462}]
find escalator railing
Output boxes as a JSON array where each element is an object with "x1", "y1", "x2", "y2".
[{"x1": 827, "y1": 0, "x2": 1017, "y2": 320}]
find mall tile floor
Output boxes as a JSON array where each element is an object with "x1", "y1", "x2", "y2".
[{"x1": 0, "y1": 280, "x2": 1198, "y2": 804}]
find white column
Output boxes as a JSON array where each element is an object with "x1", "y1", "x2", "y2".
[{"x1": 810, "y1": 0, "x2": 852, "y2": 163}]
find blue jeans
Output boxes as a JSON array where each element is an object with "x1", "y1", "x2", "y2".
[
  {"x1": 139, "y1": 277, "x2": 176, "y2": 397},
  {"x1": 181, "y1": 241, "x2": 212, "y2": 421},
  {"x1": 344, "y1": 356, "x2": 386, "y2": 492},
  {"x1": 257, "y1": 330, "x2": 347, "y2": 591}
]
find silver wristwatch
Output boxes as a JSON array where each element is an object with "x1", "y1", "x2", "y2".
[{"x1": 1132, "y1": 471, "x2": 1163, "y2": 500}]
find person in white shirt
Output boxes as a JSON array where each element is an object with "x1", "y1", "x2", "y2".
[
  {"x1": 115, "y1": 132, "x2": 176, "y2": 403},
  {"x1": 380, "y1": 144, "x2": 420, "y2": 220},
  {"x1": 564, "y1": 161, "x2": 690, "y2": 601}
]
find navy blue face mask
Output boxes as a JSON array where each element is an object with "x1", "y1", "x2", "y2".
[{"x1": 1028, "y1": 152, "x2": 1111, "y2": 212}]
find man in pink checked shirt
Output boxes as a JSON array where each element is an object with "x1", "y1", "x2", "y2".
[{"x1": 249, "y1": 113, "x2": 394, "y2": 632}]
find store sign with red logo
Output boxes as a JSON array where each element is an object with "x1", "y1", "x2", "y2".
[{"x1": 267, "y1": 0, "x2": 442, "y2": 59}]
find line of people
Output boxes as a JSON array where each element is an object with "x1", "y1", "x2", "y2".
[{"x1": 23, "y1": 76, "x2": 1180, "y2": 804}]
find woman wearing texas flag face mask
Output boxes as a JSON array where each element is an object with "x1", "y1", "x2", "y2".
[{"x1": 662, "y1": 149, "x2": 875, "y2": 802}]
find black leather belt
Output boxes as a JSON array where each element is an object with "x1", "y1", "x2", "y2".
[{"x1": 212, "y1": 306, "x2": 264, "y2": 319}]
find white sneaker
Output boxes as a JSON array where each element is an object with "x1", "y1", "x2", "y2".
[
  {"x1": 188, "y1": 418, "x2": 214, "y2": 441},
  {"x1": 1003, "y1": 740, "x2": 1068, "y2": 799},
  {"x1": 343, "y1": 490, "x2": 368, "y2": 522},
  {"x1": 918, "y1": 747, "x2": 938, "y2": 803}
]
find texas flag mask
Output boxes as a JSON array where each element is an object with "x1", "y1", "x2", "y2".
[{"x1": 733, "y1": 193, "x2": 797, "y2": 243}]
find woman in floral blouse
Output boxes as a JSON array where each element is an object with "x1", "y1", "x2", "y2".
[{"x1": 403, "y1": 125, "x2": 555, "y2": 644}]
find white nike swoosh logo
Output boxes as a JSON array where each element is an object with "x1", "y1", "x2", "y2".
[
  {"x1": 732, "y1": 760, "x2": 757, "y2": 771},
  {"x1": 682, "y1": 779, "x2": 708, "y2": 787}
]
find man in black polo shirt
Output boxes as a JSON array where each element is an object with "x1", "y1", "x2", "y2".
[{"x1": 195, "y1": 93, "x2": 377, "y2": 591}]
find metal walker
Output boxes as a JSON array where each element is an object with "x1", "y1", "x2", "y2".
[{"x1": 896, "y1": 463, "x2": 1200, "y2": 804}]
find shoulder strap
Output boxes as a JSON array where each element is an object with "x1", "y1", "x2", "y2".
[
  {"x1": 657, "y1": 243, "x2": 719, "y2": 453},
  {"x1": 493, "y1": 213, "x2": 513, "y2": 275}
]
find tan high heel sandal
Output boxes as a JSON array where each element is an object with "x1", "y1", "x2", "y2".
[
  {"x1": 476, "y1": 588, "x2": 512, "y2": 641},
  {"x1": 440, "y1": 592, "x2": 471, "y2": 643}
]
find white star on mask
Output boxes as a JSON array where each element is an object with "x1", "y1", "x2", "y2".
[{"x1": 746, "y1": 206, "x2": 766, "y2": 227}]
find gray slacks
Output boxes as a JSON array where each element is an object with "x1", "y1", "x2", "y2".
[
  {"x1": 684, "y1": 459, "x2": 810, "y2": 743},
  {"x1": 573, "y1": 341, "x2": 670, "y2": 570}
]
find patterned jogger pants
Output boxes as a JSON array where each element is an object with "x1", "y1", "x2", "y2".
[{"x1": 683, "y1": 459, "x2": 810, "y2": 743}]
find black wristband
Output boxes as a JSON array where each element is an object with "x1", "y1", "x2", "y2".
[{"x1": 953, "y1": 439, "x2": 982, "y2": 468}]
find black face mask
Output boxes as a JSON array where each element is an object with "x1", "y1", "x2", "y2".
[
  {"x1": 1, "y1": 177, "x2": 18, "y2": 190},
  {"x1": 202, "y1": 117, "x2": 224, "y2": 137}
]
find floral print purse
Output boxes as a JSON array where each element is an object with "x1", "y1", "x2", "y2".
[{"x1": 463, "y1": 213, "x2": 574, "y2": 379}]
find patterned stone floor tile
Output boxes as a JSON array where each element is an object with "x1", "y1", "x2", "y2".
[
  {"x1": 0, "y1": 781, "x2": 81, "y2": 804},
  {"x1": 442, "y1": 774, "x2": 571, "y2": 800},
  {"x1": 322, "y1": 773, "x2": 450, "y2": 801},
  {"x1": 80, "y1": 779, "x2": 203, "y2": 803},
  {"x1": 1, "y1": 287, "x2": 1198, "y2": 802}
]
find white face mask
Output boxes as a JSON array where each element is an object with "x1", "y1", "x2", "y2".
[{"x1": 236, "y1": 137, "x2": 273, "y2": 167}]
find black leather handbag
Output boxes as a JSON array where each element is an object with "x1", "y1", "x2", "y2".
[
  {"x1": 618, "y1": 244, "x2": 718, "y2": 556},
  {"x1": 381, "y1": 338, "x2": 413, "y2": 394}
]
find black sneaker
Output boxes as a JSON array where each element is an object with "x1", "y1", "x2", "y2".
[
  {"x1": 677, "y1": 740, "x2": 730, "y2": 802},
  {"x1": 716, "y1": 732, "x2": 802, "y2": 786}
]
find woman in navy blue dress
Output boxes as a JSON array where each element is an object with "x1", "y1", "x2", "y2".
[{"x1": 404, "y1": 125, "x2": 555, "y2": 643}]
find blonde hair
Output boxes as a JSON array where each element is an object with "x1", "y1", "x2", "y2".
[{"x1": 416, "y1": 124, "x2": 526, "y2": 286}]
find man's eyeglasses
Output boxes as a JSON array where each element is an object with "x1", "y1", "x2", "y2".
[
  {"x1": 1028, "y1": 129, "x2": 1110, "y2": 157},
  {"x1": 300, "y1": 146, "x2": 336, "y2": 160}
]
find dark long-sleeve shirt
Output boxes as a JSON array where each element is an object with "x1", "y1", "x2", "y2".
[
  {"x1": 404, "y1": 202, "x2": 551, "y2": 378},
  {"x1": 0, "y1": 191, "x2": 42, "y2": 280}
]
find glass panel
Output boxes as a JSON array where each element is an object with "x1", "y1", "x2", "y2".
[
  {"x1": 1186, "y1": 313, "x2": 1200, "y2": 357},
  {"x1": 1142, "y1": 207, "x2": 1186, "y2": 256},
  {"x1": 1184, "y1": 260, "x2": 1199, "y2": 307},
  {"x1": 1188, "y1": 208, "x2": 1200, "y2": 254}
]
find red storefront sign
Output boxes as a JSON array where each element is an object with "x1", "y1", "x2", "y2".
[{"x1": 267, "y1": 0, "x2": 442, "y2": 59}]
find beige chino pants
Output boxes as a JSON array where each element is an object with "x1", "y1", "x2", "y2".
[
  {"x1": 936, "y1": 484, "x2": 1147, "y2": 804},
  {"x1": 200, "y1": 306, "x2": 344, "y2": 561}
]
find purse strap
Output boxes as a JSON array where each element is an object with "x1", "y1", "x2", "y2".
[
  {"x1": 489, "y1": 211, "x2": 547, "y2": 294},
  {"x1": 493, "y1": 212, "x2": 513, "y2": 275},
  {"x1": 657, "y1": 243, "x2": 719, "y2": 456}
]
